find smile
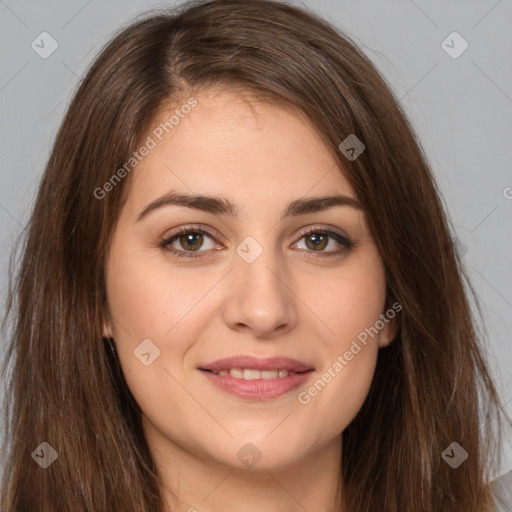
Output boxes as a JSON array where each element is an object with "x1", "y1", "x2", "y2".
[
  {"x1": 208, "y1": 368, "x2": 299, "y2": 379},
  {"x1": 200, "y1": 368, "x2": 314, "y2": 400}
]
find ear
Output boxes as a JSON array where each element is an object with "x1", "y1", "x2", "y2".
[
  {"x1": 378, "y1": 315, "x2": 398, "y2": 348},
  {"x1": 102, "y1": 311, "x2": 114, "y2": 339}
]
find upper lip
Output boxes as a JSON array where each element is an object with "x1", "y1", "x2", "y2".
[{"x1": 199, "y1": 355, "x2": 314, "y2": 373}]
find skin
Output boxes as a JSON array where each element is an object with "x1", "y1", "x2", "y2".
[{"x1": 103, "y1": 87, "x2": 396, "y2": 512}]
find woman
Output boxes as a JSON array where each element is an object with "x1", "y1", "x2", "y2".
[{"x1": 1, "y1": 0, "x2": 510, "y2": 510}]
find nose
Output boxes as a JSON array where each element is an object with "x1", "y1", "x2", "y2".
[{"x1": 221, "y1": 248, "x2": 298, "y2": 338}]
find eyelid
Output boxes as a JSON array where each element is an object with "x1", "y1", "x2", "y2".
[
  {"x1": 161, "y1": 223, "x2": 224, "y2": 244},
  {"x1": 293, "y1": 224, "x2": 352, "y2": 244},
  {"x1": 159, "y1": 223, "x2": 354, "y2": 258}
]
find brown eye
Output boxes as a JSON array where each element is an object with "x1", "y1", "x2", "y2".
[
  {"x1": 293, "y1": 228, "x2": 354, "y2": 256},
  {"x1": 159, "y1": 226, "x2": 221, "y2": 260},
  {"x1": 304, "y1": 233, "x2": 329, "y2": 251},
  {"x1": 178, "y1": 232, "x2": 204, "y2": 251}
]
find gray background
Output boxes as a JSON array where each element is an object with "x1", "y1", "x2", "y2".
[{"x1": 1, "y1": 0, "x2": 511, "y2": 480}]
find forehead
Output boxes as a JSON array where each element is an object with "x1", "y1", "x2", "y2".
[{"x1": 127, "y1": 88, "x2": 358, "y2": 212}]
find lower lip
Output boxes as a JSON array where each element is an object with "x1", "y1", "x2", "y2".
[{"x1": 200, "y1": 370, "x2": 313, "y2": 400}]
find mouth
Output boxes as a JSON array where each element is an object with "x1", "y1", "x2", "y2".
[
  {"x1": 201, "y1": 368, "x2": 309, "y2": 379},
  {"x1": 199, "y1": 355, "x2": 315, "y2": 400}
]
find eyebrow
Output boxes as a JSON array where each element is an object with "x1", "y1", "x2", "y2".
[{"x1": 136, "y1": 191, "x2": 363, "y2": 223}]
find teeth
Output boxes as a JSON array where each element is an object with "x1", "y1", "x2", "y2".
[
  {"x1": 230, "y1": 368, "x2": 244, "y2": 379},
  {"x1": 243, "y1": 368, "x2": 260, "y2": 380},
  {"x1": 211, "y1": 368, "x2": 297, "y2": 379}
]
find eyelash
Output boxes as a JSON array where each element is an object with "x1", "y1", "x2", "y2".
[{"x1": 159, "y1": 224, "x2": 355, "y2": 261}]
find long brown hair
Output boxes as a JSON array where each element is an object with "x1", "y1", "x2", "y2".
[{"x1": 1, "y1": 0, "x2": 508, "y2": 510}]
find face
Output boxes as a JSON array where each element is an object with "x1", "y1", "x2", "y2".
[{"x1": 103, "y1": 87, "x2": 396, "y2": 472}]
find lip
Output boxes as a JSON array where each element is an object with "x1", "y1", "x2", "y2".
[
  {"x1": 200, "y1": 369, "x2": 313, "y2": 400},
  {"x1": 199, "y1": 355, "x2": 315, "y2": 400},
  {"x1": 199, "y1": 355, "x2": 314, "y2": 373}
]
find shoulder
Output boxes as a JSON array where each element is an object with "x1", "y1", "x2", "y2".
[{"x1": 490, "y1": 469, "x2": 512, "y2": 511}]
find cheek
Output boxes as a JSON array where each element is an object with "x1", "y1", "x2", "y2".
[
  {"x1": 104, "y1": 244, "x2": 226, "y2": 408},
  {"x1": 104, "y1": 248, "x2": 216, "y2": 428},
  {"x1": 303, "y1": 348, "x2": 378, "y2": 446},
  {"x1": 105, "y1": 241, "x2": 212, "y2": 342},
  {"x1": 297, "y1": 326, "x2": 379, "y2": 443},
  {"x1": 301, "y1": 251, "x2": 387, "y2": 348},
  {"x1": 293, "y1": 253, "x2": 385, "y2": 431}
]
